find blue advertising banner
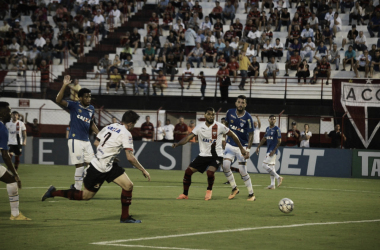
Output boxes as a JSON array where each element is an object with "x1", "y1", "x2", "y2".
[{"x1": 191, "y1": 144, "x2": 352, "y2": 177}]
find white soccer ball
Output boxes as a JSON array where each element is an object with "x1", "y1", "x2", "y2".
[{"x1": 279, "y1": 198, "x2": 294, "y2": 213}]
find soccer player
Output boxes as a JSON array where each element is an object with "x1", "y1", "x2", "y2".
[
  {"x1": 223, "y1": 95, "x2": 256, "y2": 201},
  {"x1": 255, "y1": 115, "x2": 284, "y2": 189},
  {"x1": 173, "y1": 107, "x2": 248, "y2": 200},
  {"x1": 6, "y1": 111, "x2": 27, "y2": 171},
  {"x1": 56, "y1": 75, "x2": 99, "y2": 191},
  {"x1": 42, "y1": 111, "x2": 151, "y2": 223},
  {"x1": 0, "y1": 102, "x2": 31, "y2": 220}
]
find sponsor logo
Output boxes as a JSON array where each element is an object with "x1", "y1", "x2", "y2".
[
  {"x1": 341, "y1": 81, "x2": 380, "y2": 148},
  {"x1": 76, "y1": 156, "x2": 81, "y2": 160},
  {"x1": 76, "y1": 114, "x2": 91, "y2": 124},
  {"x1": 230, "y1": 125, "x2": 244, "y2": 133},
  {"x1": 266, "y1": 136, "x2": 273, "y2": 140},
  {"x1": 230, "y1": 120, "x2": 234, "y2": 123},
  {"x1": 213, "y1": 131, "x2": 217, "y2": 136},
  {"x1": 78, "y1": 109, "x2": 82, "y2": 113},
  {"x1": 202, "y1": 138, "x2": 217, "y2": 143}
]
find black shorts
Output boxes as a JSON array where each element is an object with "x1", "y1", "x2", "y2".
[
  {"x1": 317, "y1": 72, "x2": 328, "y2": 77},
  {"x1": 358, "y1": 65, "x2": 367, "y2": 71},
  {"x1": 9, "y1": 145, "x2": 22, "y2": 156},
  {"x1": 189, "y1": 156, "x2": 223, "y2": 173},
  {"x1": 83, "y1": 163, "x2": 125, "y2": 192}
]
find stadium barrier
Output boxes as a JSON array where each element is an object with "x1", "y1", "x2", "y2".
[{"x1": 351, "y1": 149, "x2": 380, "y2": 179}]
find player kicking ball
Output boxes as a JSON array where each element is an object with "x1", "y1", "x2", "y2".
[
  {"x1": 172, "y1": 107, "x2": 248, "y2": 201},
  {"x1": 56, "y1": 75, "x2": 99, "y2": 191},
  {"x1": 223, "y1": 95, "x2": 257, "y2": 201},
  {"x1": 42, "y1": 111, "x2": 151, "y2": 223},
  {"x1": 0, "y1": 102, "x2": 31, "y2": 220},
  {"x1": 255, "y1": 115, "x2": 283, "y2": 189}
]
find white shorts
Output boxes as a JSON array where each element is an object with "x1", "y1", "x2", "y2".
[
  {"x1": 223, "y1": 143, "x2": 246, "y2": 163},
  {"x1": 0, "y1": 165, "x2": 8, "y2": 178},
  {"x1": 68, "y1": 139, "x2": 94, "y2": 165},
  {"x1": 263, "y1": 153, "x2": 277, "y2": 165}
]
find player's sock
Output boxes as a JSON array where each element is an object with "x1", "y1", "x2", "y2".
[
  {"x1": 206, "y1": 170, "x2": 215, "y2": 191},
  {"x1": 263, "y1": 163, "x2": 279, "y2": 180},
  {"x1": 240, "y1": 164, "x2": 254, "y2": 195},
  {"x1": 7, "y1": 183, "x2": 19, "y2": 217},
  {"x1": 270, "y1": 165, "x2": 280, "y2": 179},
  {"x1": 121, "y1": 189, "x2": 132, "y2": 221},
  {"x1": 74, "y1": 166, "x2": 84, "y2": 190},
  {"x1": 51, "y1": 189, "x2": 83, "y2": 200},
  {"x1": 223, "y1": 160, "x2": 237, "y2": 189},
  {"x1": 183, "y1": 167, "x2": 194, "y2": 196},
  {"x1": 14, "y1": 155, "x2": 20, "y2": 171},
  {"x1": 270, "y1": 175, "x2": 275, "y2": 186}
]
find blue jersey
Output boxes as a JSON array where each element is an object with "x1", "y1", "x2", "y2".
[
  {"x1": 264, "y1": 126, "x2": 281, "y2": 154},
  {"x1": 67, "y1": 101, "x2": 94, "y2": 141},
  {"x1": 226, "y1": 109, "x2": 254, "y2": 147},
  {"x1": 0, "y1": 121, "x2": 9, "y2": 150}
]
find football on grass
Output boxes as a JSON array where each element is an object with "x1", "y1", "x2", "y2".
[{"x1": 279, "y1": 198, "x2": 294, "y2": 213}]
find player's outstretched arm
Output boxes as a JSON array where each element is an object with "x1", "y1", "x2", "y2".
[
  {"x1": 226, "y1": 130, "x2": 248, "y2": 159},
  {"x1": 172, "y1": 133, "x2": 195, "y2": 148},
  {"x1": 256, "y1": 137, "x2": 267, "y2": 155},
  {"x1": 125, "y1": 150, "x2": 151, "y2": 181},
  {"x1": 56, "y1": 75, "x2": 72, "y2": 107},
  {"x1": 1, "y1": 149, "x2": 21, "y2": 188}
]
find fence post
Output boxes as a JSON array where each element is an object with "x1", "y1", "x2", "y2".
[
  {"x1": 284, "y1": 78, "x2": 287, "y2": 105},
  {"x1": 341, "y1": 111, "x2": 348, "y2": 149},
  {"x1": 99, "y1": 73, "x2": 102, "y2": 95},
  {"x1": 321, "y1": 78, "x2": 324, "y2": 105},
  {"x1": 214, "y1": 76, "x2": 218, "y2": 102},
  {"x1": 39, "y1": 104, "x2": 45, "y2": 124},
  {"x1": 249, "y1": 76, "x2": 252, "y2": 101}
]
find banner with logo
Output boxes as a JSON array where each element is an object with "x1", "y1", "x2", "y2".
[
  {"x1": 352, "y1": 149, "x2": 380, "y2": 178},
  {"x1": 332, "y1": 79, "x2": 380, "y2": 149},
  {"x1": 191, "y1": 144, "x2": 352, "y2": 177}
]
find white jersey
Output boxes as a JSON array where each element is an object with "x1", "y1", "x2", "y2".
[
  {"x1": 91, "y1": 123, "x2": 134, "y2": 173},
  {"x1": 6, "y1": 120, "x2": 26, "y2": 145},
  {"x1": 163, "y1": 124, "x2": 175, "y2": 140},
  {"x1": 253, "y1": 125, "x2": 260, "y2": 144},
  {"x1": 191, "y1": 121, "x2": 229, "y2": 157},
  {"x1": 156, "y1": 127, "x2": 165, "y2": 141},
  {"x1": 300, "y1": 131, "x2": 312, "y2": 148}
]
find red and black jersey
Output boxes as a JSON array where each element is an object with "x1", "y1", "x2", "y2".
[
  {"x1": 302, "y1": 12, "x2": 312, "y2": 20},
  {"x1": 165, "y1": 5, "x2": 175, "y2": 15},
  {"x1": 248, "y1": 10, "x2": 261, "y2": 19},
  {"x1": 163, "y1": 17, "x2": 173, "y2": 24},
  {"x1": 217, "y1": 69, "x2": 229, "y2": 76},
  {"x1": 180, "y1": 6, "x2": 190, "y2": 13},
  {"x1": 206, "y1": 47, "x2": 217, "y2": 55},
  {"x1": 297, "y1": 6, "x2": 306, "y2": 14},
  {"x1": 290, "y1": 55, "x2": 302, "y2": 66},
  {"x1": 270, "y1": 12, "x2": 279, "y2": 20},
  {"x1": 244, "y1": 24, "x2": 254, "y2": 32},
  {"x1": 218, "y1": 58, "x2": 226, "y2": 65},
  {"x1": 39, "y1": 65, "x2": 49, "y2": 83},
  {"x1": 233, "y1": 23, "x2": 243, "y2": 31},
  {"x1": 291, "y1": 29, "x2": 301, "y2": 38},
  {"x1": 227, "y1": 62, "x2": 239, "y2": 70},
  {"x1": 213, "y1": 22, "x2": 223, "y2": 31},
  {"x1": 130, "y1": 33, "x2": 141, "y2": 43},
  {"x1": 265, "y1": 30, "x2": 273, "y2": 39},
  {"x1": 192, "y1": 5, "x2": 202, "y2": 13},
  {"x1": 0, "y1": 49, "x2": 10, "y2": 57},
  {"x1": 224, "y1": 30, "x2": 235, "y2": 40},
  {"x1": 202, "y1": 42, "x2": 211, "y2": 51},
  {"x1": 318, "y1": 62, "x2": 331, "y2": 72},
  {"x1": 140, "y1": 122, "x2": 154, "y2": 139},
  {"x1": 149, "y1": 17, "x2": 159, "y2": 23}
]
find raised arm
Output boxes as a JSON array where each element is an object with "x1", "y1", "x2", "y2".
[
  {"x1": 172, "y1": 133, "x2": 196, "y2": 148},
  {"x1": 56, "y1": 75, "x2": 71, "y2": 107}
]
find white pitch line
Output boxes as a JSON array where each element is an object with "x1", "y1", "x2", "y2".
[
  {"x1": 91, "y1": 219, "x2": 380, "y2": 245},
  {"x1": 97, "y1": 244, "x2": 208, "y2": 250}
]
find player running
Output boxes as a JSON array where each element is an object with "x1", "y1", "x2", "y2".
[
  {"x1": 6, "y1": 111, "x2": 27, "y2": 171},
  {"x1": 223, "y1": 95, "x2": 256, "y2": 201},
  {"x1": 56, "y1": 75, "x2": 99, "y2": 191},
  {"x1": 0, "y1": 102, "x2": 31, "y2": 220},
  {"x1": 255, "y1": 115, "x2": 284, "y2": 189},
  {"x1": 42, "y1": 111, "x2": 151, "y2": 223},
  {"x1": 173, "y1": 107, "x2": 248, "y2": 201}
]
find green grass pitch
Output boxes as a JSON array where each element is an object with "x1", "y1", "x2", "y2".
[{"x1": 0, "y1": 164, "x2": 379, "y2": 250}]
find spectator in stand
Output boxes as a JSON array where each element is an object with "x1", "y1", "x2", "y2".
[
  {"x1": 222, "y1": 1, "x2": 235, "y2": 25},
  {"x1": 93, "y1": 9, "x2": 106, "y2": 39},
  {"x1": 109, "y1": 4, "x2": 121, "y2": 26},
  {"x1": 209, "y1": 1, "x2": 223, "y2": 25},
  {"x1": 95, "y1": 54, "x2": 111, "y2": 79},
  {"x1": 272, "y1": 38, "x2": 284, "y2": 62},
  {"x1": 163, "y1": 119, "x2": 175, "y2": 142},
  {"x1": 261, "y1": 39, "x2": 273, "y2": 63},
  {"x1": 187, "y1": 42, "x2": 204, "y2": 68},
  {"x1": 138, "y1": 67, "x2": 150, "y2": 95},
  {"x1": 296, "y1": 59, "x2": 310, "y2": 84},
  {"x1": 322, "y1": 25, "x2": 333, "y2": 50},
  {"x1": 192, "y1": 1, "x2": 203, "y2": 19},
  {"x1": 370, "y1": 50, "x2": 380, "y2": 77},
  {"x1": 248, "y1": 56, "x2": 260, "y2": 80},
  {"x1": 227, "y1": 56, "x2": 239, "y2": 83},
  {"x1": 369, "y1": 44, "x2": 377, "y2": 58},
  {"x1": 130, "y1": 28, "x2": 141, "y2": 54},
  {"x1": 203, "y1": 42, "x2": 217, "y2": 68},
  {"x1": 52, "y1": 40, "x2": 65, "y2": 65},
  {"x1": 123, "y1": 68, "x2": 138, "y2": 95},
  {"x1": 330, "y1": 12, "x2": 342, "y2": 37},
  {"x1": 287, "y1": 38, "x2": 302, "y2": 61},
  {"x1": 238, "y1": 53, "x2": 253, "y2": 89},
  {"x1": 300, "y1": 124, "x2": 312, "y2": 148},
  {"x1": 179, "y1": 63, "x2": 194, "y2": 89},
  {"x1": 341, "y1": 0, "x2": 355, "y2": 14},
  {"x1": 276, "y1": 7, "x2": 290, "y2": 32},
  {"x1": 217, "y1": 63, "x2": 230, "y2": 103},
  {"x1": 245, "y1": 0, "x2": 259, "y2": 14},
  {"x1": 161, "y1": 13, "x2": 174, "y2": 35},
  {"x1": 199, "y1": 16, "x2": 212, "y2": 32},
  {"x1": 367, "y1": 12, "x2": 380, "y2": 38},
  {"x1": 264, "y1": 57, "x2": 279, "y2": 83},
  {"x1": 285, "y1": 51, "x2": 302, "y2": 76},
  {"x1": 329, "y1": 43, "x2": 340, "y2": 70},
  {"x1": 342, "y1": 26, "x2": 358, "y2": 52},
  {"x1": 300, "y1": 37, "x2": 315, "y2": 63},
  {"x1": 0, "y1": 45, "x2": 11, "y2": 70},
  {"x1": 140, "y1": 116, "x2": 155, "y2": 142},
  {"x1": 165, "y1": 53, "x2": 178, "y2": 82},
  {"x1": 172, "y1": 43, "x2": 184, "y2": 67},
  {"x1": 342, "y1": 45, "x2": 356, "y2": 71},
  {"x1": 25, "y1": 113, "x2": 41, "y2": 137},
  {"x1": 118, "y1": 54, "x2": 133, "y2": 75},
  {"x1": 11, "y1": 47, "x2": 27, "y2": 68},
  {"x1": 300, "y1": 23, "x2": 314, "y2": 44},
  {"x1": 152, "y1": 69, "x2": 167, "y2": 96},
  {"x1": 361, "y1": 0, "x2": 374, "y2": 24},
  {"x1": 247, "y1": 26, "x2": 261, "y2": 47},
  {"x1": 143, "y1": 43, "x2": 155, "y2": 67},
  {"x1": 185, "y1": 25, "x2": 197, "y2": 56},
  {"x1": 34, "y1": 33, "x2": 46, "y2": 51},
  {"x1": 107, "y1": 68, "x2": 121, "y2": 94},
  {"x1": 155, "y1": 120, "x2": 165, "y2": 141},
  {"x1": 188, "y1": 120, "x2": 196, "y2": 143},
  {"x1": 325, "y1": 124, "x2": 346, "y2": 148},
  {"x1": 307, "y1": 13, "x2": 319, "y2": 31},
  {"x1": 314, "y1": 41, "x2": 329, "y2": 60},
  {"x1": 174, "y1": 117, "x2": 189, "y2": 142},
  {"x1": 354, "y1": 31, "x2": 367, "y2": 51},
  {"x1": 354, "y1": 49, "x2": 371, "y2": 78},
  {"x1": 53, "y1": 4, "x2": 68, "y2": 28},
  {"x1": 151, "y1": 56, "x2": 166, "y2": 79},
  {"x1": 349, "y1": 2, "x2": 364, "y2": 25},
  {"x1": 68, "y1": 78, "x2": 82, "y2": 101},
  {"x1": 38, "y1": 60, "x2": 49, "y2": 99},
  {"x1": 311, "y1": 55, "x2": 331, "y2": 84},
  {"x1": 197, "y1": 71, "x2": 207, "y2": 100},
  {"x1": 286, "y1": 121, "x2": 300, "y2": 147}
]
